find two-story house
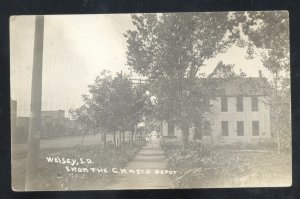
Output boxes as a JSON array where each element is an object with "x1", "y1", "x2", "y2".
[{"x1": 161, "y1": 74, "x2": 272, "y2": 144}]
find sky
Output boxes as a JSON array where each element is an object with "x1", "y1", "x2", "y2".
[{"x1": 10, "y1": 13, "x2": 270, "y2": 117}]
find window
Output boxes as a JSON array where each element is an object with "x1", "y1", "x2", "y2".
[
  {"x1": 252, "y1": 121, "x2": 259, "y2": 136},
  {"x1": 168, "y1": 122, "x2": 175, "y2": 136},
  {"x1": 221, "y1": 97, "x2": 228, "y2": 112},
  {"x1": 204, "y1": 121, "x2": 211, "y2": 136},
  {"x1": 221, "y1": 121, "x2": 228, "y2": 136},
  {"x1": 251, "y1": 97, "x2": 259, "y2": 111},
  {"x1": 236, "y1": 96, "x2": 243, "y2": 112},
  {"x1": 237, "y1": 121, "x2": 244, "y2": 136}
]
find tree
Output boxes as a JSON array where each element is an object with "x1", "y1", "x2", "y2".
[
  {"x1": 129, "y1": 83, "x2": 151, "y2": 146},
  {"x1": 77, "y1": 70, "x2": 145, "y2": 154},
  {"x1": 69, "y1": 105, "x2": 94, "y2": 152},
  {"x1": 229, "y1": 11, "x2": 290, "y2": 153},
  {"x1": 125, "y1": 13, "x2": 234, "y2": 149},
  {"x1": 274, "y1": 78, "x2": 291, "y2": 152},
  {"x1": 230, "y1": 11, "x2": 289, "y2": 81}
]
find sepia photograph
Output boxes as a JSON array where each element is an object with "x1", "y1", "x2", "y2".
[{"x1": 10, "y1": 11, "x2": 291, "y2": 191}]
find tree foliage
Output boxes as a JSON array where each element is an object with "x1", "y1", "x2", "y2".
[
  {"x1": 69, "y1": 105, "x2": 94, "y2": 132},
  {"x1": 84, "y1": 70, "x2": 144, "y2": 133},
  {"x1": 125, "y1": 13, "x2": 233, "y2": 80},
  {"x1": 125, "y1": 13, "x2": 237, "y2": 147},
  {"x1": 230, "y1": 11, "x2": 290, "y2": 152},
  {"x1": 70, "y1": 70, "x2": 147, "y2": 152},
  {"x1": 230, "y1": 11, "x2": 289, "y2": 76},
  {"x1": 208, "y1": 61, "x2": 246, "y2": 78}
]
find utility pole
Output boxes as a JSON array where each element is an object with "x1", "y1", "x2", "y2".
[{"x1": 25, "y1": 15, "x2": 44, "y2": 191}]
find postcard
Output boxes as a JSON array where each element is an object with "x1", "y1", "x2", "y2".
[{"x1": 10, "y1": 11, "x2": 291, "y2": 191}]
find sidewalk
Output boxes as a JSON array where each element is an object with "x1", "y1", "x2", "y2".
[{"x1": 105, "y1": 139, "x2": 175, "y2": 189}]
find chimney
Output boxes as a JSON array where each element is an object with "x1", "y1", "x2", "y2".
[{"x1": 258, "y1": 70, "x2": 262, "y2": 78}]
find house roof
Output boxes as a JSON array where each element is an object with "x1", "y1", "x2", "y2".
[{"x1": 198, "y1": 77, "x2": 272, "y2": 96}]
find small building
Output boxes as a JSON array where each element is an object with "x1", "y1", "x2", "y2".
[
  {"x1": 162, "y1": 75, "x2": 272, "y2": 144},
  {"x1": 41, "y1": 110, "x2": 66, "y2": 137},
  {"x1": 15, "y1": 110, "x2": 81, "y2": 140}
]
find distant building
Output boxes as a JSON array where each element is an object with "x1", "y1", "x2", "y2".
[
  {"x1": 16, "y1": 116, "x2": 29, "y2": 141},
  {"x1": 10, "y1": 99, "x2": 17, "y2": 142},
  {"x1": 162, "y1": 74, "x2": 272, "y2": 144},
  {"x1": 41, "y1": 110, "x2": 66, "y2": 137},
  {"x1": 64, "y1": 118, "x2": 81, "y2": 135},
  {"x1": 15, "y1": 110, "x2": 80, "y2": 139}
]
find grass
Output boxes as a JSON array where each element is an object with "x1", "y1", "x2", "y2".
[{"x1": 12, "y1": 143, "x2": 142, "y2": 191}]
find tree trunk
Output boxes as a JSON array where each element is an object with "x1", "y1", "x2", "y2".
[
  {"x1": 80, "y1": 128, "x2": 87, "y2": 153},
  {"x1": 275, "y1": 72, "x2": 281, "y2": 154},
  {"x1": 161, "y1": 121, "x2": 164, "y2": 145},
  {"x1": 122, "y1": 130, "x2": 126, "y2": 154},
  {"x1": 135, "y1": 125, "x2": 137, "y2": 144},
  {"x1": 181, "y1": 124, "x2": 190, "y2": 150},
  {"x1": 113, "y1": 132, "x2": 117, "y2": 154},
  {"x1": 135, "y1": 125, "x2": 138, "y2": 146},
  {"x1": 123, "y1": 131, "x2": 126, "y2": 144},
  {"x1": 119, "y1": 131, "x2": 123, "y2": 153},
  {"x1": 103, "y1": 131, "x2": 106, "y2": 150},
  {"x1": 130, "y1": 131, "x2": 134, "y2": 148},
  {"x1": 210, "y1": 134, "x2": 214, "y2": 146}
]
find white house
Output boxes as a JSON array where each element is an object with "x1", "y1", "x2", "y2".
[{"x1": 161, "y1": 75, "x2": 272, "y2": 143}]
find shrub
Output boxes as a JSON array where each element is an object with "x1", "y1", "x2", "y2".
[
  {"x1": 168, "y1": 152, "x2": 252, "y2": 188},
  {"x1": 162, "y1": 143, "x2": 252, "y2": 188}
]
